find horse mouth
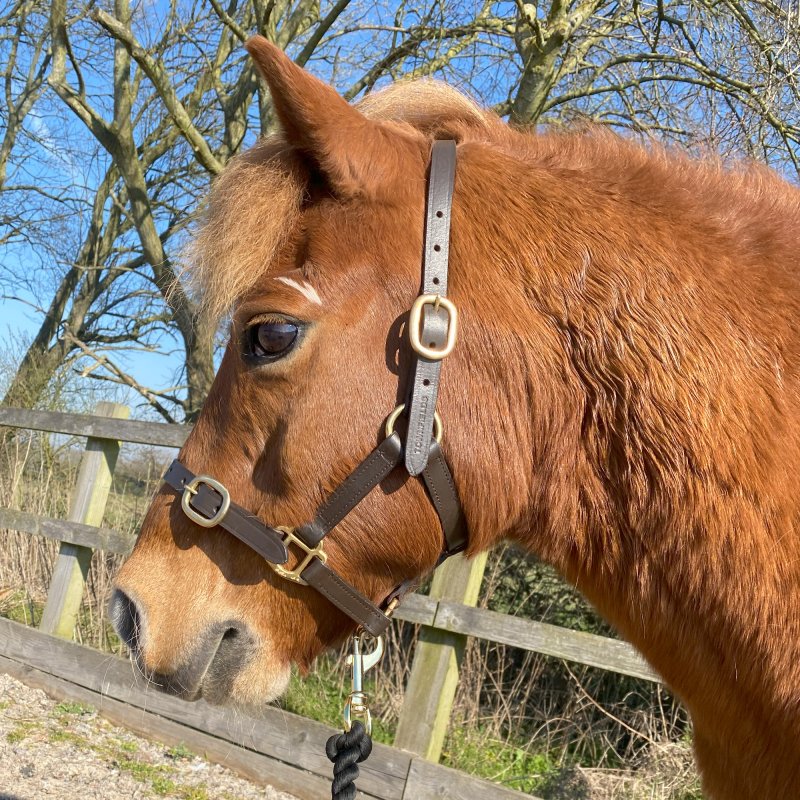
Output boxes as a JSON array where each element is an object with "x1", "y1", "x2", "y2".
[{"x1": 110, "y1": 589, "x2": 291, "y2": 706}]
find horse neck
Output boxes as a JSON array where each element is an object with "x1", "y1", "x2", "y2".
[{"x1": 450, "y1": 141, "x2": 800, "y2": 792}]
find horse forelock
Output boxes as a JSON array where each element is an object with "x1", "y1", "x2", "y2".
[{"x1": 180, "y1": 138, "x2": 305, "y2": 322}]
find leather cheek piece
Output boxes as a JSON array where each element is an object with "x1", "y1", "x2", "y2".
[
  {"x1": 404, "y1": 139, "x2": 457, "y2": 476},
  {"x1": 296, "y1": 433, "x2": 403, "y2": 548},
  {"x1": 405, "y1": 308, "x2": 450, "y2": 476}
]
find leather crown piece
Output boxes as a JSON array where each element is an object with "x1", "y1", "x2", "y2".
[{"x1": 163, "y1": 140, "x2": 466, "y2": 637}]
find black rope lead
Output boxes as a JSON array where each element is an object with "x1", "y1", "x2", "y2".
[{"x1": 326, "y1": 721, "x2": 373, "y2": 800}]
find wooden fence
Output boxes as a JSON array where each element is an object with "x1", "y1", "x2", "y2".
[{"x1": 0, "y1": 405, "x2": 661, "y2": 800}]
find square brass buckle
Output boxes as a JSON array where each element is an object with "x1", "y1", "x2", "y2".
[
  {"x1": 181, "y1": 475, "x2": 231, "y2": 528},
  {"x1": 408, "y1": 294, "x2": 458, "y2": 360},
  {"x1": 270, "y1": 526, "x2": 327, "y2": 585}
]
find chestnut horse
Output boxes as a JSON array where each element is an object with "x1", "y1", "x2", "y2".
[{"x1": 110, "y1": 37, "x2": 800, "y2": 799}]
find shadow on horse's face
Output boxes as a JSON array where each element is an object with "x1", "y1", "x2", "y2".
[{"x1": 110, "y1": 41, "x2": 463, "y2": 707}]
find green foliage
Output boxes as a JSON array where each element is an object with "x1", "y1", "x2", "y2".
[
  {"x1": 55, "y1": 700, "x2": 94, "y2": 716},
  {"x1": 178, "y1": 788, "x2": 210, "y2": 800},
  {"x1": 0, "y1": 591, "x2": 43, "y2": 627},
  {"x1": 280, "y1": 656, "x2": 394, "y2": 745},
  {"x1": 485, "y1": 547, "x2": 613, "y2": 636},
  {"x1": 150, "y1": 775, "x2": 179, "y2": 795},
  {"x1": 109, "y1": 753, "x2": 167, "y2": 782},
  {"x1": 6, "y1": 721, "x2": 39, "y2": 743},
  {"x1": 49, "y1": 728, "x2": 90, "y2": 746},
  {"x1": 115, "y1": 738, "x2": 139, "y2": 753},
  {"x1": 166, "y1": 743, "x2": 195, "y2": 761},
  {"x1": 441, "y1": 725, "x2": 560, "y2": 794}
]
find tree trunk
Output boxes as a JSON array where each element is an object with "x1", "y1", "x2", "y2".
[{"x1": 183, "y1": 317, "x2": 216, "y2": 422}]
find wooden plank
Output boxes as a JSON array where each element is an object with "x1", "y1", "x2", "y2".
[
  {"x1": 0, "y1": 406, "x2": 190, "y2": 448},
  {"x1": 0, "y1": 654, "x2": 337, "y2": 800},
  {"x1": 0, "y1": 618, "x2": 408, "y2": 800},
  {"x1": 0, "y1": 508, "x2": 133, "y2": 554},
  {"x1": 434, "y1": 601, "x2": 660, "y2": 683},
  {"x1": 0, "y1": 622, "x2": 533, "y2": 800},
  {"x1": 403, "y1": 756, "x2": 535, "y2": 800},
  {"x1": 392, "y1": 592, "x2": 437, "y2": 626},
  {"x1": 40, "y1": 402, "x2": 130, "y2": 638},
  {"x1": 394, "y1": 553, "x2": 488, "y2": 761}
]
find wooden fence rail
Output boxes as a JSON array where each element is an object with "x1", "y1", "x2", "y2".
[
  {"x1": 0, "y1": 617, "x2": 527, "y2": 800},
  {"x1": 0, "y1": 406, "x2": 661, "y2": 798}
]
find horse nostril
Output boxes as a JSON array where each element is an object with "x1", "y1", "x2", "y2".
[
  {"x1": 213, "y1": 626, "x2": 246, "y2": 670},
  {"x1": 199, "y1": 623, "x2": 255, "y2": 704},
  {"x1": 109, "y1": 589, "x2": 144, "y2": 653}
]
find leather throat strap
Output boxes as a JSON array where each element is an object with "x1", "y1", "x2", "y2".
[{"x1": 163, "y1": 140, "x2": 465, "y2": 638}]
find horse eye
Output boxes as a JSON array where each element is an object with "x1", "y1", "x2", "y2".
[{"x1": 248, "y1": 321, "x2": 299, "y2": 360}]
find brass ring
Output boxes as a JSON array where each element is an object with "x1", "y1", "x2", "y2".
[{"x1": 384, "y1": 403, "x2": 443, "y2": 443}]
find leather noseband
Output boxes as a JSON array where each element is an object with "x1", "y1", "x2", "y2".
[{"x1": 163, "y1": 141, "x2": 465, "y2": 637}]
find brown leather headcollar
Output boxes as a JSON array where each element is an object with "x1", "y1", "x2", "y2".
[{"x1": 163, "y1": 141, "x2": 465, "y2": 637}]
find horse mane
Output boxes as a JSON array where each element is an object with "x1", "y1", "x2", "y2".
[{"x1": 185, "y1": 76, "x2": 800, "y2": 322}]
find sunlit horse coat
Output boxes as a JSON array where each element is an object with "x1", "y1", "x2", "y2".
[{"x1": 111, "y1": 37, "x2": 800, "y2": 799}]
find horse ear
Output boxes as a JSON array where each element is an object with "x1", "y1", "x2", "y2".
[{"x1": 245, "y1": 36, "x2": 414, "y2": 198}]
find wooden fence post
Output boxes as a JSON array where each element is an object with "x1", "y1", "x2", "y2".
[
  {"x1": 394, "y1": 551, "x2": 488, "y2": 761},
  {"x1": 39, "y1": 401, "x2": 130, "y2": 639}
]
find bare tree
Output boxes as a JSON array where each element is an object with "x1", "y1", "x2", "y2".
[
  {"x1": 504, "y1": 0, "x2": 800, "y2": 170},
  {"x1": 0, "y1": 0, "x2": 797, "y2": 420}
]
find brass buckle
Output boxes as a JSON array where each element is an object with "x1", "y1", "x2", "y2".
[
  {"x1": 385, "y1": 403, "x2": 442, "y2": 443},
  {"x1": 408, "y1": 294, "x2": 458, "y2": 360},
  {"x1": 181, "y1": 475, "x2": 231, "y2": 528},
  {"x1": 270, "y1": 526, "x2": 327, "y2": 585}
]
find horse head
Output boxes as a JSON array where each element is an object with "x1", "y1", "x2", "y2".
[{"x1": 109, "y1": 38, "x2": 539, "y2": 706}]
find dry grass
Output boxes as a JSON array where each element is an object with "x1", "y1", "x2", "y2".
[{"x1": 0, "y1": 428, "x2": 165, "y2": 652}]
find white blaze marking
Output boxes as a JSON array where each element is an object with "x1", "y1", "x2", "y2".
[{"x1": 275, "y1": 276, "x2": 322, "y2": 305}]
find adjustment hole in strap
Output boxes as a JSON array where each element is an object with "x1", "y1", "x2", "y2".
[
  {"x1": 423, "y1": 379, "x2": 430, "y2": 386},
  {"x1": 433, "y1": 244, "x2": 441, "y2": 252},
  {"x1": 432, "y1": 277, "x2": 440, "y2": 285},
  {"x1": 436, "y1": 210, "x2": 443, "y2": 218}
]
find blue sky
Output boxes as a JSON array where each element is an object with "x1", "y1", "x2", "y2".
[{"x1": 2, "y1": 1, "x2": 797, "y2": 419}]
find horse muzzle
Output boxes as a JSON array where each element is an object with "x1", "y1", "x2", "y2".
[{"x1": 109, "y1": 588, "x2": 258, "y2": 704}]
